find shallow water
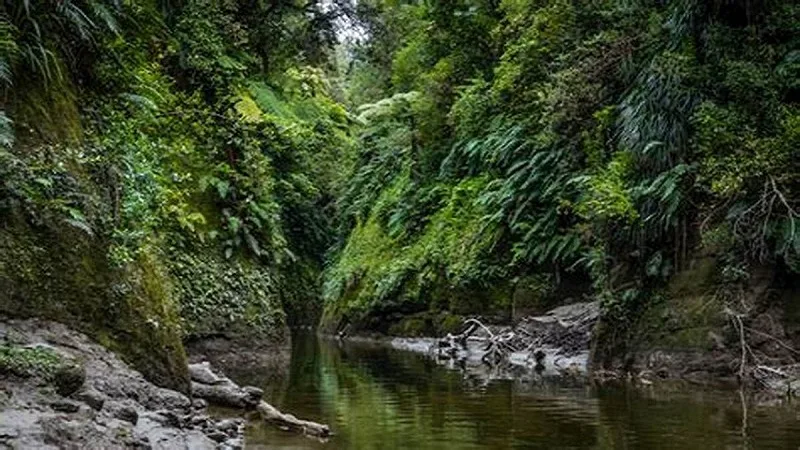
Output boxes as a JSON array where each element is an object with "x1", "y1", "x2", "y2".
[{"x1": 241, "y1": 334, "x2": 800, "y2": 449}]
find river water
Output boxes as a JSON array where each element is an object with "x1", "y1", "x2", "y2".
[{"x1": 238, "y1": 334, "x2": 800, "y2": 449}]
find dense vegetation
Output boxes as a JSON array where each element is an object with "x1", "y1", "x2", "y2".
[
  {"x1": 0, "y1": 0, "x2": 798, "y2": 385},
  {"x1": 0, "y1": 0, "x2": 353, "y2": 388},
  {"x1": 323, "y1": 0, "x2": 800, "y2": 342}
]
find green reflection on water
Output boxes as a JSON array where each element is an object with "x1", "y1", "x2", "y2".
[{"x1": 243, "y1": 334, "x2": 800, "y2": 449}]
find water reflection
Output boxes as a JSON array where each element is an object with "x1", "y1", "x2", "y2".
[{"x1": 242, "y1": 334, "x2": 800, "y2": 449}]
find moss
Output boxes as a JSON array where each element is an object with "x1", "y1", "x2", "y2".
[
  {"x1": 606, "y1": 255, "x2": 725, "y2": 357},
  {"x1": 0, "y1": 345, "x2": 63, "y2": 378},
  {"x1": 323, "y1": 176, "x2": 508, "y2": 334},
  {"x1": 109, "y1": 247, "x2": 189, "y2": 392},
  {"x1": 389, "y1": 317, "x2": 427, "y2": 337},
  {"x1": 511, "y1": 274, "x2": 558, "y2": 317},
  {"x1": 53, "y1": 362, "x2": 86, "y2": 397},
  {"x1": 12, "y1": 70, "x2": 82, "y2": 144},
  {"x1": 439, "y1": 314, "x2": 464, "y2": 334}
]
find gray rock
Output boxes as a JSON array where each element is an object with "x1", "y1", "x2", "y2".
[
  {"x1": 188, "y1": 362, "x2": 227, "y2": 385},
  {"x1": 139, "y1": 410, "x2": 180, "y2": 428},
  {"x1": 206, "y1": 430, "x2": 229, "y2": 442},
  {"x1": 104, "y1": 400, "x2": 139, "y2": 425},
  {"x1": 73, "y1": 387, "x2": 106, "y2": 411},
  {"x1": 191, "y1": 398, "x2": 208, "y2": 410},
  {"x1": 190, "y1": 414, "x2": 211, "y2": 427},
  {"x1": 50, "y1": 399, "x2": 81, "y2": 413},
  {"x1": 221, "y1": 437, "x2": 245, "y2": 450},
  {"x1": 242, "y1": 385, "x2": 264, "y2": 405},
  {"x1": 216, "y1": 418, "x2": 243, "y2": 433},
  {"x1": 0, "y1": 319, "x2": 249, "y2": 450}
]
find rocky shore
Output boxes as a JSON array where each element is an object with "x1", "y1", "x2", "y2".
[
  {"x1": 384, "y1": 301, "x2": 599, "y2": 383},
  {"x1": 374, "y1": 301, "x2": 800, "y2": 398},
  {"x1": 0, "y1": 318, "x2": 328, "y2": 449}
]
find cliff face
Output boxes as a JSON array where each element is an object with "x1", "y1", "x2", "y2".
[
  {"x1": 0, "y1": 211, "x2": 190, "y2": 392},
  {"x1": 0, "y1": 177, "x2": 292, "y2": 391},
  {"x1": 590, "y1": 252, "x2": 800, "y2": 384}
]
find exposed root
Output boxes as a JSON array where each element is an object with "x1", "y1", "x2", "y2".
[{"x1": 724, "y1": 306, "x2": 800, "y2": 393}]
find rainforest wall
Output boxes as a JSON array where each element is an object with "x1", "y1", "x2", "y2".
[
  {"x1": 1, "y1": 0, "x2": 799, "y2": 388},
  {"x1": 322, "y1": 0, "x2": 800, "y2": 360},
  {"x1": 0, "y1": 0, "x2": 354, "y2": 390}
]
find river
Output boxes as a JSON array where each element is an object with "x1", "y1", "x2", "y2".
[{"x1": 233, "y1": 333, "x2": 800, "y2": 449}]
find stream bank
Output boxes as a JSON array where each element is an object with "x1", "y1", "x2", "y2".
[
  {"x1": 0, "y1": 318, "x2": 327, "y2": 449},
  {"x1": 241, "y1": 332, "x2": 800, "y2": 449},
  {"x1": 0, "y1": 318, "x2": 241, "y2": 449},
  {"x1": 340, "y1": 298, "x2": 800, "y2": 398}
]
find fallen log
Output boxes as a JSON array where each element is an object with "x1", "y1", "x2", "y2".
[
  {"x1": 190, "y1": 381, "x2": 263, "y2": 409},
  {"x1": 257, "y1": 401, "x2": 331, "y2": 438},
  {"x1": 189, "y1": 362, "x2": 331, "y2": 439}
]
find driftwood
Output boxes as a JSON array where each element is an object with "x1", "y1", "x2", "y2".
[
  {"x1": 438, "y1": 318, "x2": 531, "y2": 366},
  {"x1": 189, "y1": 362, "x2": 331, "y2": 438},
  {"x1": 437, "y1": 302, "x2": 600, "y2": 369},
  {"x1": 190, "y1": 381, "x2": 263, "y2": 409},
  {"x1": 257, "y1": 401, "x2": 331, "y2": 438}
]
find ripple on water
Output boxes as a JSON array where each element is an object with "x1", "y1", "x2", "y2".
[{"x1": 242, "y1": 335, "x2": 800, "y2": 449}]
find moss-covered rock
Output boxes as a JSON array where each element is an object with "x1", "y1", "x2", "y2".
[
  {"x1": 0, "y1": 214, "x2": 189, "y2": 392},
  {"x1": 167, "y1": 242, "x2": 288, "y2": 342},
  {"x1": 0, "y1": 344, "x2": 63, "y2": 379}
]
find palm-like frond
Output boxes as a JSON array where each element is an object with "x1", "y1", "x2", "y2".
[{"x1": 2, "y1": 0, "x2": 122, "y2": 85}]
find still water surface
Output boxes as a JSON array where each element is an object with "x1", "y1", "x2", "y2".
[{"x1": 238, "y1": 334, "x2": 800, "y2": 449}]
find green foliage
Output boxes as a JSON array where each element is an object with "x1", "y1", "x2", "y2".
[
  {"x1": 167, "y1": 245, "x2": 286, "y2": 339},
  {"x1": 324, "y1": 0, "x2": 800, "y2": 334},
  {"x1": 1, "y1": 0, "x2": 797, "y2": 352},
  {"x1": 575, "y1": 151, "x2": 637, "y2": 224},
  {"x1": 0, "y1": 0, "x2": 355, "y2": 388},
  {"x1": 0, "y1": 345, "x2": 62, "y2": 379}
]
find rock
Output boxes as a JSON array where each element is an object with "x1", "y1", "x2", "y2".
[
  {"x1": 221, "y1": 437, "x2": 244, "y2": 450},
  {"x1": 216, "y1": 418, "x2": 243, "y2": 433},
  {"x1": 144, "y1": 387, "x2": 192, "y2": 412},
  {"x1": 190, "y1": 414, "x2": 211, "y2": 427},
  {"x1": 53, "y1": 362, "x2": 86, "y2": 397},
  {"x1": 51, "y1": 399, "x2": 82, "y2": 413},
  {"x1": 182, "y1": 431, "x2": 218, "y2": 450},
  {"x1": 207, "y1": 430, "x2": 229, "y2": 442},
  {"x1": 192, "y1": 381, "x2": 262, "y2": 409},
  {"x1": 192, "y1": 398, "x2": 208, "y2": 410},
  {"x1": 0, "y1": 318, "x2": 252, "y2": 450},
  {"x1": 241, "y1": 386, "x2": 264, "y2": 405},
  {"x1": 104, "y1": 400, "x2": 139, "y2": 425},
  {"x1": 188, "y1": 362, "x2": 227, "y2": 385},
  {"x1": 140, "y1": 410, "x2": 181, "y2": 428},
  {"x1": 133, "y1": 437, "x2": 152, "y2": 449},
  {"x1": 73, "y1": 387, "x2": 106, "y2": 411}
]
